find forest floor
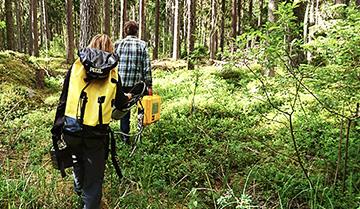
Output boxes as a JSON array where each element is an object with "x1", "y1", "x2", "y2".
[{"x1": 0, "y1": 51, "x2": 359, "y2": 208}]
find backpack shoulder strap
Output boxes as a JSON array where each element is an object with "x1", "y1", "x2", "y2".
[{"x1": 108, "y1": 128, "x2": 123, "y2": 179}]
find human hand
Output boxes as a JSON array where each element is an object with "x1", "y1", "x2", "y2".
[{"x1": 124, "y1": 93, "x2": 132, "y2": 99}]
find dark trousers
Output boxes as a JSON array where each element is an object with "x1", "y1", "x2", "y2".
[{"x1": 64, "y1": 135, "x2": 106, "y2": 209}]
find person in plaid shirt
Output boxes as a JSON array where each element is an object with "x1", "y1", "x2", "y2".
[{"x1": 114, "y1": 20, "x2": 152, "y2": 144}]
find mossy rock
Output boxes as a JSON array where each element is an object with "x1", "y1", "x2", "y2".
[
  {"x1": 0, "y1": 51, "x2": 37, "y2": 88},
  {"x1": 30, "y1": 56, "x2": 68, "y2": 76}
]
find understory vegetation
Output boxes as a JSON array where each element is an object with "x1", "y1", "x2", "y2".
[
  {"x1": 1, "y1": 5, "x2": 360, "y2": 209},
  {"x1": 0, "y1": 53, "x2": 359, "y2": 208}
]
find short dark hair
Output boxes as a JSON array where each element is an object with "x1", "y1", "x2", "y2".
[{"x1": 124, "y1": 21, "x2": 138, "y2": 36}]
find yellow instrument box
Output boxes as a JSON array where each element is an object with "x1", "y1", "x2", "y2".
[{"x1": 140, "y1": 95, "x2": 161, "y2": 125}]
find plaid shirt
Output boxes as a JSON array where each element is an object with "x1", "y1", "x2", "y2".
[{"x1": 114, "y1": 35, "x2": 152, "y2": 88}]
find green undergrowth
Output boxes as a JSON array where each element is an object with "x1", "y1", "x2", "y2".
[{"x1": 0, "y1": 54, "x2": 359, "y2": 208}]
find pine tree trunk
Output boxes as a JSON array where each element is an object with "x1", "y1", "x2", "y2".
[
  {"x1": 40, "y1": 0, "x2": 44, "y2": 47},
  {"x1": 173, "y1": 0, "x2": 180, "y2": 60},
  {"x1": 164, "y1": 1, "x2": 169, "y2": 56},
  {"x1": 187, "y1": 0, "x2": 196, "y2": 70},
  {"x1": 182, "y1": 0, "x2": 188, "y2": 56},
  {"x1": 80, "y1": 0, "x2": 100, "y2": 48},
  {"x1": 139, "y1": 0, "x2": 146, "y2": 40},
  {"x1": 307, "y1": 0, "x2": 315, "y2": 62},
  {"x1": 267, "y1": 0, "x2": 277, "y2": 76},
  {"x1": 315, "y1": 0, "x2": 319, "y2": 25},
  {"x1": 237, "y1": 0, "x2": 242, "y2": 35},
  {"x1": 41, "y1": 0, "x2": 49, "y2": 52},
  {"x1": 104, "y1": 0, "x2": 110, "y2": 35},
  {"x1": 170, "y1": 0, "x2": 174, "y2": 56},
  {"x1": 179, "y1": 0, "x2": 184, "y2": 56},
  {"x1": 5, "y1": 0, "x2": 15, "y2": 50},
  {"x1": 249, "y1": 0, "x2": 253, "y2": 27},
  {"x1": 220, "y1": 0, "x2": 225, "y2": 53},
  {"x1": 120, "y1": 0, "x2": 127, "y2": 39},
  {"x1": 209, "y1": 0, "x2": 217, "y2": 60},
  {"x1": 268, "y1": 0, "x2": 277, "y2": 22},
  {"x1": 303, "y1": 0, "x2": 310, "y2": 44},
  {"x1": 153, "y1": 0, "x2": 160, "y2": 60},
  {"x1": 258, "y1": 0, "x2": 264, "y2": 27},
  {"x1": 112, "y1": 0, "x2": 120, "y2": 39},
  {"x1": 32, "y1": 0, "x2": 39, "y2": 56},
  {"x1": 15, "y1": 0, "x2": 23, "y2": 52},
  {"x1": 29, "y1": 0, "x2": 34, "y2": 54},
  {"x1": 231, "y1": 0, "x2": 237, "y2": 52},
  {"x1": 66, "y1": 0, "x2": 75, "y2": 63}
]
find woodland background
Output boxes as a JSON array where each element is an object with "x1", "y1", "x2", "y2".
[{"x1": 0, "y1": 0, "x2": 360, "y2": 208}]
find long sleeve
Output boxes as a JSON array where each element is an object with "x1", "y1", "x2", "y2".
[
  {"x1": 51, "y1": 67, "x2": 71, "y2": 139},
  {"x1": 114, "y1": 75, "x2": 129, "y2": 109}
]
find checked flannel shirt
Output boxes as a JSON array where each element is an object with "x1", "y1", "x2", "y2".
[{"x1": 114, "y1": 35, "x2": 152, "y2": 88}]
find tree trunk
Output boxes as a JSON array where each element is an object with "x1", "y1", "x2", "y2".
[
  {"x1": 40, "y1": 0, "x2": 44, "y2": 47},
  {"x1": 32, "y1": 0, "x2": 39, "y2": 56},
  {"x1": 5, "y1": 0, "x2": 15, "y2": 50},
  {"x1": 248, "y1": 0, "x2": 255, "y2": 48},
  {"x1": 307, "y1": 0, "x2": 315, "y2": 62},
  {"x1": 139, "y1": 0, "x2": 146, "y2": 40},
  {"x1": 249, "y1": 0, "x2": 253, "y2": 27},
  {"x1": 153, "y1": 0, "x2": 160, "y2": 60},
  {"x1": 268, "y1": 0, "x2": 277, "y2": 22},
  {"x1": 258, "y1": 0, "x2": 264, "y2": 27},
  {"x1": 29, "y1": 0, "x2": 34, "y2": 54},
  {"x1": 80, "y1": 0, "x2": 100, "y2": 48},
  {"x1": 74, "y1": 10, "x2": 79, "y2": 48},
  {"x1": 231, "y1": 0, "x2": 237, "y2": 52},
  {"x1": 120, "y1": 0, "x2": 127, "y2": 39},
  {"x1": 267, "y1": 0, "x2": 277, "y2": 76},
  {"x1": 15, "y1": 0, "x2": 23, "y2": 52},
  {"x1": 179, "y1": 0, "x2": 184, "y2": 57},
  {"x1": 66, "y1": 0, "x2": 75, "y2": 63},
  {"x1": 182, "y1": 0, "x2": 188, "y2": 56},
  {"x1": 41, "y1": 0, "x2": 49, "y2": 53},
  {"x1": 356, "y1": 0, "x2": 360, "y2": 7},
  {"x1": 172, "y1": 0, "x2": 180, "y2": 59},
  {"x1": 112, "y1": 0, "x2": 120, "y2": 39},
  {"x1": 303, "y1": 0, "x2": 310, "y2": 45},
  {"x1": 130, "y1": 4, "x2": 136, "y2": 20},
  {"x1": 209, "y1": 0, "x2": 217, "y2": 60},
  {"x1": 103, "y1": 0, "x2": 111, "y2": 35},
  {"x1": 220, "y1": 0, "x2": 225, "y2": 53},
  {"x1": 170, "y1": 0, "x2": 174, "y2": 56},
  {"x1": 237, "y1": 0, "x2": 242, "y2": 35},
  {"x1": 187, "y1": 0, "x2": 196, "y2": 70},
  {"x1": 45, "y1": 1, "x2": 50, "y2": 42},
  {"x1": 315, "y1": 0, "x2": 320, "y2": 25}
]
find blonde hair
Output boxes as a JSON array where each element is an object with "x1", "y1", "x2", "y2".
[{"x1": 88, "y1": 34, "x2": 114, "y2": 53}]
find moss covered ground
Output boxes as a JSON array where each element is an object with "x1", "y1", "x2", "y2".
[{"x1": 0, "y1": 51, "x2": 359, "y2": 208}]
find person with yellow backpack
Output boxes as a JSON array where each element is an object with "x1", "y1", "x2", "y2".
[{"x1": 51, "y1": 34, "x2": 130, "y2": 209}]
